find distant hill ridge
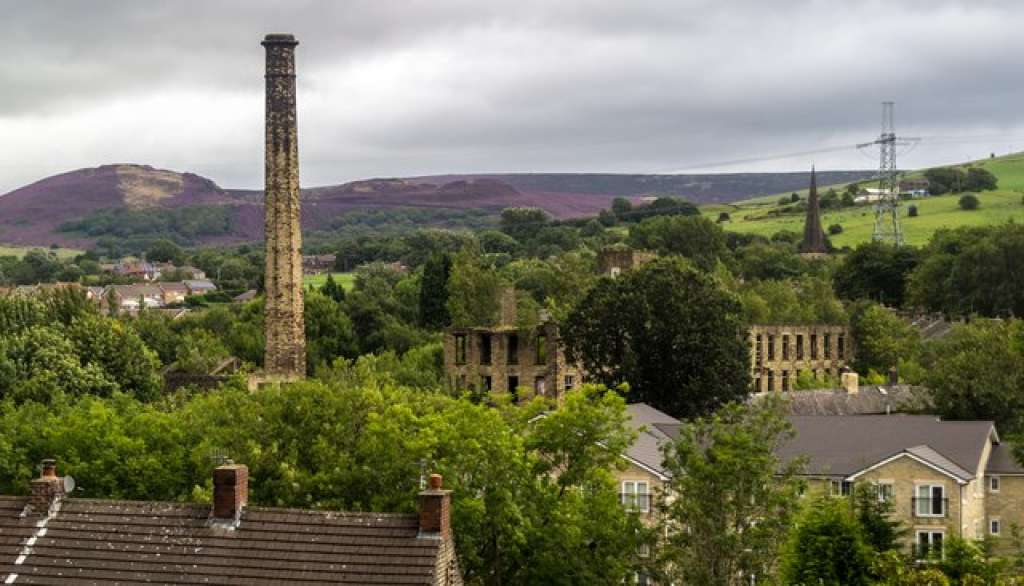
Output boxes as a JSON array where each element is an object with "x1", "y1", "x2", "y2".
[{"x1": 0, "y1": 164, "x2": 874, "y2": 247}]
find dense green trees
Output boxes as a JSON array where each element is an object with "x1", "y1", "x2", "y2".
[
  {"x1": 739, "y1": 276, "x2": 848, "y2": 325},
  {"x1": 563, "y1": 258, "x2": 749, "y2": 418},
  {"x1": 418, "y1": 252, "x2": 452, "y2": 329},
  {"x1": 658, "y1": 399, "x2": 803, "y2": 585},
  {"x1": 782, "y1": 498, "x2": 875, "y2": 585},
  {"x1": 834, "y1": 241, "x2": 919, "y2": 307},
  {"x1": 628, "y1": 215, "x2": 728, "y2": 272},
  {"x1": 849, "y1": 302, "x2": 920, "y2": 377},
  {"x1": 925, "y1": 166, "x2": 998, "y2": 195},
  {"x1": 0, "y1": 381, "x2": 647, "y2": 585},
  {"x1": 907, "y1": 224, "x2": 1024, "y2": 318}
]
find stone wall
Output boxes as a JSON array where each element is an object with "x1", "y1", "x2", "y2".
[
  {"x1": 443, "y1": 322, "x2": 581, "y2": 399},
  {"x1": 597, "y1": 248, "x2": 656, "y2": 278},
  {"x1": 749, "y1": 324, "x2": 852, "y2": 392}
]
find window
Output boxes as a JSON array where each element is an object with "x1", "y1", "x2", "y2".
[
  {"x1": 454, "y1": 334, "x2": 467, "y2": 365},
  {"x1": 755, "y1": 335, "x2": 763, "y2": 367},
  {"x1": 990, "y1": 476, "x2": 1001, "y2": 493},
  {"x1": 633, "y1": 571, "x2": 651, "y2": 586},
  {"x1": 636, "y1": 542, "x2": 651, "y2": 558},
  {"x1": 767, "y1": 335, "x2": 775, "y2": 361},
  {"x1": 824, "y1": 333, "x2": 832, "y2": 359},
  {"x1": 810, "y1": 333, "x2": 818, "y2": 359},
  {"x1": 916, "y1": 530, "x2": 944, "y2": 561},
  {"x1": 991, "y1": 518, "x2": 1001, "y2": 536},
  {"x1": 838, "y1": 334, "x2": 846, "y2": 359},
  {"x1": 534, "y1": 376, "x2": 546, "y2": 395},
  {"x1": 507, "y1": 376, "x2": 519, "y2": 393},
  {"x1": 830, "y1": 480, "x2": 853, "y2": 497},
  {"x1": 915, "y1": 484, "x2": 946, "y2": 517},
  {"x1": 482, "y1": 376, "x2": 492, "y2": 391},
  {"x1": 564, "y1": 375, "x2": 575, "y2": 391},
  {"x1": 796, "y1": 335, "x2": 804, "y2": 360},
  {"x1": 535, "y1": 334, "x2": 547, "y2": 365},
  {"x1": 622, "y1": 481, "x2": 650, "y2": 513},
  {"x1": 874, "y1": 481, "x2": 894, "y2": 503},
  {"x1": 781, "y1": 370, "x2": 790, "y2": 392},
  {"x1": 507, "y1": 334, "x2": 519, "y2": 365},
  {"x1": 767, "y1": 370, "x2": 775, "y2": 392},
  {"x1": 480, "y1": 334, "x2": 492, "y2": 365},
  {"x1": 782, "y1": 335, "x2": 790, "y2": 360}
]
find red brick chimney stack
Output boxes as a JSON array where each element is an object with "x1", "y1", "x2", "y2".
[
  {"x1": 29, "y1": 458, "x2": 64, "y2": 515},
  {"x1": 212, "y1": 463, "x2": 249, "y2": 520},
  {"x1": 418, "y1": 473, "x2": 452, "y2": 539}
]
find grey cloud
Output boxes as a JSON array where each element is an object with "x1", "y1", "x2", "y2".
[{"x1": 1, "y1": 0, "x2": 1023, "y2": 193}]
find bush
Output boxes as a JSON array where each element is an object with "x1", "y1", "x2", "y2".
[
  {"x1": 717, "y1": 212, "x2": 730, "y2": 223},
  {"x1": 959, "y1": 193, "x2": 980, "y2": 210},
  {"x1": 828, "y1": 224, "x2": 843, "y2": 235},
  {"x1": 908, "y1": 204, "x2": 918, "y2": 217}
]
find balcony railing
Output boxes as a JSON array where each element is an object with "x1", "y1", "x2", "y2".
[
  {"x1": 912, "y1": 497, "x2": 948, "y2": 518},
  {"x1": 620, "y1": 493, "x2": 652, "y2": 513}
]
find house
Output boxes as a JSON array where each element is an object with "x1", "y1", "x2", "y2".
[
  {"x1": 103, "y1": 284, "x2": 165, "y2": 312},
  {"x1": 0, "y1": 460, "x2": 462, "y2": 585},
  {"x1": 597, "y1": 247, "x2": 656, "y2": 278},
  {"x1": 618, "y1": 404, "x2": 679, "y2": 521},
  {"x1": 443, "y1": 289, "x2": 581, "y2": 398},
  {"x1": 854, "y1": 188, "x2": 889, "y2": 204},
  {"x1": 114, "y1": 261, "x2": 161, "y2": 281},
  {"x1": 233, "y1": 289, "x2": 259, "y2": 303},
  {"x1": 752, "y1": 379, "x2": 933, "y2": 416},
  {"x1": 154, "y1": 263, "x2": 207, "y2": 280},
  {"x1": 777, "y1": 415, "x2": 1024, "y2": 558},
  {"x1": 749, "y1": 324, "x2": 853, "y2": 392},
  {"x1": 302, "y1": 254, "x2": 337, "y2": 275},
  {"x1": 900, "y1": 178, "x2": 930, "y2": 198},
  {"x1": 184, "y1": 279, "x2": 218, "y2": 295},
  {"x1": 158, "y1": 281, "x2": 191, "y2": 305}
]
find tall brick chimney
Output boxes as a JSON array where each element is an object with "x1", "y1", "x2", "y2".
[
  {"x1": 29, "y1": 458, "x2": 64, "y2": 515},
  {"x1": 418, "y1": 473, "x2": 452, "y2": 539},
  {"x1": 261, "y1": 33, "x2": 306, "y2": 380},
  {"x1": 212, "y1": 463, "x2": 249, "y2": 520}
]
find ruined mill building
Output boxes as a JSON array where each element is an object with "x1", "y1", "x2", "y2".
[{"x1": 261, "y1": 34, "x2": 306, "y2": 381}]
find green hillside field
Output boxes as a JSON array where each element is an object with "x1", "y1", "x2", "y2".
[
  {"x1": 0, "y1": 245, "x2": 83, "y2": 259},
  {"x1": 303, "y1": 271, "x2": 356, "y2": 291},
  {"x1": 704, "y1": 153, "x2": 1024, "y2": 247}
]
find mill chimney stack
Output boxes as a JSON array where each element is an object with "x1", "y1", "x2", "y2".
[{"x1": 261, "y1": 33, "x2": 306, "y2": 380}]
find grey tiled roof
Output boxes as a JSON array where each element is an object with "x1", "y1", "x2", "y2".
[
  {"x1": 624, "y1": 404, "x2": 680, "y2": 479},
  {"x1": 0, "y1": 497, "x2": 445, "y2": 584},
  {"x1": 778, "y1": 415, "x2": 995, "y2": 480},
  {"x1": 751, "y1": 385, "x2": 933, "y2": 416},
  {"x1": 986, "y1": 442, "x2": 1024, "y2": 475}
]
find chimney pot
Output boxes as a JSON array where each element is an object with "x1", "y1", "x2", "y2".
[
  {"x1": 212, "y1": 464, "x2": 249, "y2": 520},
  {"x1": 418, "y1": 472, "x2": 451, "y2": 539}
]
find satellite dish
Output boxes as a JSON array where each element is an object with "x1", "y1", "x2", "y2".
[{"x1": 63, "y1": 475, "x2": 76, "y2": 494}]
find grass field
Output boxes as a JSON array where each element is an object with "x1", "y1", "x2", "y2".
[
  {"x1": 704, "y1": 153, "x2": 1024, "y2": 247},
  {"x1": 0, "y1": 245, "x2": 84, "y2": 259},
  {"x1": 303, "y1": 272, "x2": 356, "y2": 290}
]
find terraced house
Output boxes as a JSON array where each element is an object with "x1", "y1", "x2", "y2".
[
  {"x1": 0, "y1": 461, "x2": 462, "y2": 585},
  {"x1": 778, "y1": 415, "x2": 1024, "y2": 559}
]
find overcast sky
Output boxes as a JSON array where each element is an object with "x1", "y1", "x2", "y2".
[{"x1": 1, "y1": 0, "x2": 1023, "y2": 194}]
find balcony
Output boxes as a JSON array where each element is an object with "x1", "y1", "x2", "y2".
[
  {"x1": 912, "y1": 497, "x2": 948, "y2": 518},
  {"x1": 620, "y1": 493, "x2": 652, "y2": 514}
]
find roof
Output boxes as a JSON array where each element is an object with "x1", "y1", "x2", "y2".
[
  {"x1": 752, "y1": 385, "x2": 933, "y2": 416},
  {"x1": 234, "y1": 289, "x2": 259, "y2": 302},
  {"x1": 185, "y1": 279, "x2": 217, "y2": 290},
  {"x1": 0, "y1": 497, "x2": 445, "y2": 585},
  {"x1": 623, "y1": 404, "x2": 681, "y2": 479},
  {"x1": 108, "y1": 284, "x2": 165, "y2": 298},
  {"x1": 778, "y1": 415, "x2": 996, "y2": 481},
  {"x1": 158, "y1": 282, "x2": 190, "y2": 292},
  {"x1": 986, "y1": 442, "x2": 1024, "y2": 475}
]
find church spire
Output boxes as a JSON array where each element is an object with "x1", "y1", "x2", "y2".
[{"x1": 800, "y1": 166, "x2": 828, "y2": 254}]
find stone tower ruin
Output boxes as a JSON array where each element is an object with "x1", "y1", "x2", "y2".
[{"x1": 261, "y1": 33, "x2": 306, "y2": 379}]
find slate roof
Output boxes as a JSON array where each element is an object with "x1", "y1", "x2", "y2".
[
  {"x1": 986, "y1": 442, "x2": 1024, "y2": 475},
  {"x1": 0, "y1": 497, "x2": 445, "y2": 585},
  {"x1": 778, "y1": 415, "x2": 996, "y2": 481},
  {"x1": 752, "y1": 385, "x2": 933, "y2": 416},
  {"x1": 624, "y1": 404, "x2": 680, "y2": 479}
]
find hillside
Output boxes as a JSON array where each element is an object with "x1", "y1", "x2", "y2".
[
  {"x1": 0, "y1": 165, "x2": 874, "y2": 248},
  {"x1": 706, "y1": 153, "x2": 1024, "y2": 247}
]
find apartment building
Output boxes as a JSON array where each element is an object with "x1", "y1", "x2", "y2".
[{"x1": 750, "y1": 324, "x2": 853, "y2": 392}]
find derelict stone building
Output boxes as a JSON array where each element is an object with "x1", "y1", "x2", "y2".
[
  {"x1": 261, "y1": 34, "x2": 306, "y2": 380},
  {"x1": 596, "y1": 246, "x2": 656, "y2": 278},
  {"x1": 443, "y1": 290, "x2": 581, "y2": 398},
  {"x1": 750, "y1": 324, "x2": 853, "y2": 392}
]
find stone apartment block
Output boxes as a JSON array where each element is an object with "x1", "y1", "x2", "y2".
[
  {"x1": 749, "y1": 324, "x2": 852, "y2": 392},
  {"x1": 778, "y1": 415, "x2": 1024, "y2": 559}
]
